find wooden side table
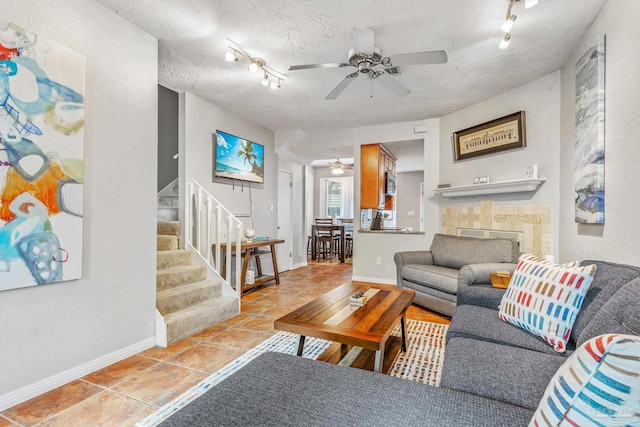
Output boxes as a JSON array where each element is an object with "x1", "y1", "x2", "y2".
[{"x1": 214, "y1": 239, "x2": 285, "y2": 294}]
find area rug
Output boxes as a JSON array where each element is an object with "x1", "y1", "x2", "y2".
[{"x1": 137, "y1": 319, "x2": 448, "y2": 427}]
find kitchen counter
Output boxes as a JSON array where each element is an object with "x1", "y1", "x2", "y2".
[{"x1": 359, "y1": 228, "x2": 424, "y2": 235}]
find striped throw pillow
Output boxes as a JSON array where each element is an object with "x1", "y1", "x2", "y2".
[
  {"x1": 530, "y1": 334, "x2": 640, "y2": 426},
  {"x1": 498, "y1": 254, "x2": 597, "y2": 352}
]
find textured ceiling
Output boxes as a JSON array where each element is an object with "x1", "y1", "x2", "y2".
[{"x1": 96, "y1": 0, "x2": 606, "y2": 133}]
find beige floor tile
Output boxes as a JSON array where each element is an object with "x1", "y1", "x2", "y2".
[
  {"x1": 83, "y1": 355, "x2": 159, "y2": 387},
  {"x1": 140, "y1": 337, "x2": 201, "y2": 361},
  {"x1": 0, "y1": 416, "x2": 17, "y2": 426},
  {"x1": 210, "y1": 328, "x2": 273, "y2": 351},
  {"x1": 37, "y1": 391, "x2": 155, "y2": 427},
  {"x1": 112, "y1": 363, "x2": 206, "y2": 407},
  {"x1": 167, "y1": 342, "x2": 244, "y2": 373},
  {"x1": 237, "y1": 313, "x2": 276, "y2": 332},
  {"x1": 1, "y1": 380, "x2": 101, "y2": 425}
]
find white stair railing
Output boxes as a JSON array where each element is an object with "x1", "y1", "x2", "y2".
[{"x1": 186, "y1": 179, "x2": 243, "y2": 301}]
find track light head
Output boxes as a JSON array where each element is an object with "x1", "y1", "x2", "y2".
[{"x1": 499, "y1": 33, "x2": 512, "y2": 49}]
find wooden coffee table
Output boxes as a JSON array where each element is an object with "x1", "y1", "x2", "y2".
[{"x1": 274, "y1": 283, "x2": 415, "y2": 373}]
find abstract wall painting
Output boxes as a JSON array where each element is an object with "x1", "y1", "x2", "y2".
[
  {"x1": 0, "y1": 20, "x2": 85, "y2": 291},
  {"x1": 575, "y1": 35, "x2": 605, "y2": 224}
]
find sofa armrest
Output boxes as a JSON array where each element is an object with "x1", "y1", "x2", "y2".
[
  {"x1": 457, "y1": 263, "x2": 517, "y2": 309},
  {"x1": 394, "y1": 251, "x2": 434, "y2": 288},
  {"x1": 459, "y1": 263, "x2": 517, "y2": 286}
]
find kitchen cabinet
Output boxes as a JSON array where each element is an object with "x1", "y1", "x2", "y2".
[{"x1": 360, "y1": 143, "x2": 397, "y2": 209}]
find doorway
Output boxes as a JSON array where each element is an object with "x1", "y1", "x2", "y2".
[{"x1": 277, "y1": 170, "x2": 293, "y2": 272}]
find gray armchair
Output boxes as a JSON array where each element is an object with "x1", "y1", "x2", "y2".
[{"x1": 394, "y1": 234, "x2": 519, "y2": 316}]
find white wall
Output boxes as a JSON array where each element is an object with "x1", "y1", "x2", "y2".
[
  {"x1": 278, "y1": 160, "x2": 306, "y2": 268},
  {"x1": 559, "y1": 0, "x2": 640, "y2": 264},
  {"x1": 396, "y1": 171, "x2": 423, "y2": 230},
  {"x1": 0, "y1": 0, "x2": 158, "y2": 407},
  {"x1": 439, "y1": 72, "x2": 562, "y2": 258},
  {"x1": 181, "y1": 93, "x2": 278, "y2": 269}
]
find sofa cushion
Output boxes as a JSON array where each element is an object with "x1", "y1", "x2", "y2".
[
  {"x1": 441, "y1": 337, "x2": 566, "y2": 410},
  {"x1": 430, "y1": 233, "x2": 519, "y2": 270},
  {"x1": 402, "y1": 264, "x2": 459, "y2": 294},
  {"x1": 498, "y1": 254, "x2": 597, "y2": 352},
  {"x1": 530, "y1": 334, "x2": 640, "y2": 426},
  {"x1": 447, "y1": 305, "x2": 573, "y2": 355},
  {"x1": 576, "y1": 277, "x2": 640, "y2": 346},
  {"x1": 160, "y1": 352, "x2": 534, "y2": 427},
  {"x1": 570, "y1": 260, "x2": 640, "y2": 346}
]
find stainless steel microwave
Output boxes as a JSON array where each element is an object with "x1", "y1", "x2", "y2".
[{"x1": 385, "y1": 172, "x2": 396, "y2": 196}]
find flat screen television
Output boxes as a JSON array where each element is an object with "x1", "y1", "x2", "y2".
[{"x1": 214, "y1": 130, "x2": 265, "y2": 184}]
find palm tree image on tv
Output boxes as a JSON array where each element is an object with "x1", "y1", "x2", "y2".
[{"x1": 214, "y1": 130, "x2": 265, "y2": 184}]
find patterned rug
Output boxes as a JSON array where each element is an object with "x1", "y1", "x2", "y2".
[{"x1": 137, "y1": 319, "x2": 448, "y2": 427}]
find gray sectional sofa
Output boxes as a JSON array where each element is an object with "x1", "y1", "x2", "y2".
[
  {"x1": 160, "y1": 259, "x2": 640, "y2": 427},
  {"x1": 394, "y1": 233, "x2": 519, "y2": 316}
]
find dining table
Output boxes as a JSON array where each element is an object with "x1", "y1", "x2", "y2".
[{"x1": 310, "y1": 223, "x2": 353, "y2": 263}]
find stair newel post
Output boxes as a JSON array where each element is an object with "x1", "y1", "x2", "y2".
[
  {"x1": 187, "y1": 181, "x2": 194, "y2": 248},
  {"x1": 225, "y1": 216, "x2": 233, "y2": 288},
  {"x1": 236, "y1": 223, "x2": 243, "y2": 302},
  {"x1": 206, "y1": 197, "x2": 212, "y2": 265},
  {"x1": 196, "y1": 187, "x2": 203, "y2": 252},
  {"x1": 215, "y1": 204, "x2": 222, "y2": 271}
]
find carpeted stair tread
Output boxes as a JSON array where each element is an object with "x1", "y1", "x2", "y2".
[
  {"x1": 157, "y1": 235, "x2": 179, "y2": 251},
  {"x1": 158, "y1": 221, "x2": 180, "y2": 237},
  {"x1": 165, "y1": 296, "x2": 239, "y2": 345},
  {"x1": 157, "y1": 249, "x2": 192, "y2": 270},
  {"x1": 157, "y1": 264, "x2": 207, "y2": 291},
  {"x1": 157, "y1": 280, "x2": 222, "y2": 315}
]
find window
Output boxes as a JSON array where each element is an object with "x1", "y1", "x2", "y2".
[{"x1": 326, "y1": 180, "x2": 342, "y2": 217}]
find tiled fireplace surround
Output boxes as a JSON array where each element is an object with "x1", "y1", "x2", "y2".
[{"x1": 441, "y1": 200, "x2": 552, "y2": 257}]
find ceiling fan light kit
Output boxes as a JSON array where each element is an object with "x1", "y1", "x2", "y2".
[
  {"x1": 225, "y1": 39, "x2": 287, "y2": 90},
  {"x1": 330, "y1": 159, "x2": 346, "y2": 175},
  {"x1": 288, "y1": 27, "x2": 448, "y2": 100},
  {"x1": 499, "y1": 0, "x2": 538, "y2": 49}
]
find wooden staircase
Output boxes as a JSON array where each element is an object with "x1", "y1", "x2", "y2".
[{"x1": 157, "y1": 221, "x2": 238, "y2": 345}]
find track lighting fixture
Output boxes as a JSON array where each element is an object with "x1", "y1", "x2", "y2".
[
  {"x1": 224, "y1": 39, "x2": 287, "y2": 89},
  {"x1": 498, "y1": 0, "x2": 539, "y2": 49}
]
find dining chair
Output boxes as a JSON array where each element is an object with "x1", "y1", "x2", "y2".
[{"x1": 315, "y1": 219, "x2": 339, "y2": 261}]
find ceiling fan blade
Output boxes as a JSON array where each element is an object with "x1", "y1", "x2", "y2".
[
  {"x1": 288, "y1": 62, "x2": 350, "y2": 71},
  {"x1": 387, "y1": 50, "x2": 448, "y2": 66},
  {"x1": 376, "y1": 72, "x2": 410, "y2": 97},
  {"x1": 325, "y1": 72, "x2": 359, "y2": 100},
  {"x1": 353, "y1": 27, "x2": 375, "y2": 55}
]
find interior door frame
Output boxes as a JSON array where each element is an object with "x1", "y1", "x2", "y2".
[{"x1": 277, "y1": 169, "x2": 293, "y2": 272}]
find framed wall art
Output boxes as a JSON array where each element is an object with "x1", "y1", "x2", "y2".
[
  {"x1": 0, "y1": 20, "x2": 85, "y2": 291},
  {"x1": 453, "y1": 111, "x2": 526, "y2": 161},
  {"x1": 574, "y1": 35, "x2": 605, "y2": 224}
]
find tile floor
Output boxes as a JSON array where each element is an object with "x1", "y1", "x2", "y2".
[{"x1": 0, "y1": 260, "x2": 450, "y2": 426}]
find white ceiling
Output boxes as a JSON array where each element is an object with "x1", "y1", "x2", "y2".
[{"x1": 96, "y1": 0, "x2": 606, "y2": 134}]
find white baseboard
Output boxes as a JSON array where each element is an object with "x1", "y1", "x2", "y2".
[
  {"x1": 291, "y1": 262, "x2": 308, "y2": 270},
  {"x1": 351, "y1": 276, "x2": 396, "y2": 285},
  {"x1": 0, "y1": 336, "x2": 156, "y2": 412},
  {"x1": 156, "y1": 310, "x2": 167, "y2": 348}
]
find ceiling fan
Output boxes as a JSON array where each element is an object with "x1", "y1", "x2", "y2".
[
  {"x1": 288, "y1": 28, "x2": 448, "y2": 100},
  {"x1": 329, "y1": 159, "x2": 352, "y2": 175}
]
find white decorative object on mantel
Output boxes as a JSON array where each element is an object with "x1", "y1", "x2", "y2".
[{"x1": 433, "y1": 178, "x2": 546, "y2": 198}]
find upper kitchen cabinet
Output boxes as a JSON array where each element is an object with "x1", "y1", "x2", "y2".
[{"x1": 360, "y1": 143, "x2": 397, "y2": 209}]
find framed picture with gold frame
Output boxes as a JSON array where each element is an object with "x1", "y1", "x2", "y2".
[{"x1": 453, "y1": 111, "x2": 526, "y2": 161}]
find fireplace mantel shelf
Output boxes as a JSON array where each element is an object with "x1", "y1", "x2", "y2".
[{"x1": 433, "y1": 178, "x2": 546, "y2": 198}]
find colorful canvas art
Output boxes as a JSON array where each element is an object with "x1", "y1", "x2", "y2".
[
  {"x1": 575, "y1": 35, "x2": 605, "y2": 224},
  {"x1": 0, "y1": 20, "x2": 85, "y2": 291}
]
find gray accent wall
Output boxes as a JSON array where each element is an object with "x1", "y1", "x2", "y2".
[
  {"x1": 1, "y1": 0, "x2": 158, "y2": 404},
  {"x1": 559, "y1": 0, "x2": 640, "y2": 265},
  {"x1": 158, "y1": 85, "x2": 179, "y2": 191}
]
